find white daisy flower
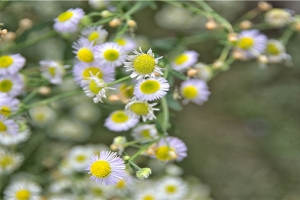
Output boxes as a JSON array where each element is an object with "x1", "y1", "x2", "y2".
[
  {"x1": 115, "y1": 36, "x2": 137, "y2": 52},
  {"x1": 29, "y1": 105, "x2": 56, "y2": 127},
  {"x1": 86, "y1": 151, "x2": 126, "y2": 185},
  {"x1": 73, "y1": 38, "x2": 99, "y2": 63},
  {"x1": 40, "y1": 60, "x2": 66, "y2": 84},
  {"x1": 265, "y1": 39, "x2": 291, "y2": 63},
  {"x1": 134, "y1": 77, "x2": 170, "y2": 101},
  {"x1": 81, "y1": 26, "x2": 108, "y2": 45},
  {"x1": 88, "y1": 0, "x2": 109, "y2": 10},
  {"x1": 67, "y1": 146, "x2": 93, "y2": 172},
  {"x1": 265, "y1": 8, "x2": 292, "y2": 28},
  {"x1": 4, "y1": 180, "x2": 42, "y2": 200},
  {"x1": 124, "y1": 47, "x2": 163, "y2": 80},
  {"x1": 0, "y1": 54, "x2": 25, "y2": 76},
  {"x1": 48, "y1": 178, "x2": 72, "y2": 194},
  {"x1": 180, "y1": 79, "x2": 210, "y2": 105},
  {"x1": 131, "y1": 124, "x2": 159, "y2": 143},
  {"x1": 134, "y1": 189, "x2": 160, "y2": 200},
  {"x1": 235, "y1": 29, "x2": 267, "y2": 59},
  {"x1": 72, "y1": 102, "x2": 101, "y2": 124},
  {"x1": 88, "y1": 179, "x2": 111, "y2": 199},
  {"x1": 192, "y1": 62, "x2": 213, "y2": 82},
  {"x1": 73, "y1": 61, "x2": 115, "y2": 87},
  {"x1": 125, "y1": 99, "x2": 159, "y2": 122},
  {"x1": 82, "y1": 72, "x2": 116, "y2": 103},
  {"x1": 157, "y1": 177, "x2": 188, "y2": 200},
  {"x1": 0, "y1": 148, "x2": 23, "y2": 175},
  {"x1": 0, "y1": 93, "x2": 20, "y2": 117},
  {"x1": 0, "y1": 115, "x2": 19, "y2": 136},
  {"x1": 96, "y1": 42, "x2": 127, "y2": 67},
  {"x1": 171, "y1": 50, "x2": 199, "y2": 71},
  {"x1": 104, "y1": 110, "x2": 139, "y2": 132},
  {"x1": 54, "y1": 8, "x2": 85, "y2": 33},
  {"x1": 0, "y1": 73, "x2": 24, "y2": 97}
]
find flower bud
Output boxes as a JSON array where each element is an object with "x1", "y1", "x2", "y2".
[
  {"x1": 136, "y1": 168, "x2": 152, "y2": 180},
  {"x1": 187, "y1": 68, "x2": 198, "y2": 77},
  {"x1": 2, "y1": 32, "x2": 16, "y2": 41},
  {"x1": 1, "y1": 29, "x2": 7, "y2": 35},
  {"x1": 212, "y1": 60, "x2": 224, "y2": 69},
  {"x1": 109, "y1": 94, "x2": 120, "y2": 101},
  {"x1": 205, "y1": 20, "x2": 218, "y2": 30},
  {"x1": 258, "y1": 55, "x2": 268, "y2": 64},
  {"x1": 80, "y1": 16, "x2": 92, "y2": 26},
  {"x1": 227, "y1": 33, "x2": 238, "y2": 43},
  {"x1": 19, "y1": 18, "x2": 33, "y2": 30},
  {"x1": 258, "y1": 1, "x2": 272, "y2": 11},
  {"x1": 101, "y1": 10, "x2": 113, "y2": 18},
  {"x1": 232, "y1": 50, "x2": 245, "y2": 60},
  {"x1": 239, "y1": 20, "x2": 252, "y2": 29},
  {"x1": 38, "y1": 86, "x2": 51, "y2": 96},
  {"x1": 109, "y1": 18, "x2": 121, "y2": 28},
  {"x1": 127, "y1": 20, "x2": 137, "y2": 27}
]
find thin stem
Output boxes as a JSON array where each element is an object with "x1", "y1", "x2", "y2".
[
  {"x1": 128, "y1": 138, "x2": 160, "y2": 162},
  {"x1": 219, "y1": 44, "x2": 232, "y2": 61},
  {"x1": 234, "y1": 8, "x2": 260, "y2": 25},
  {"x1": 281, "y1": 28, "x2": 294, "y2": 45},
  {"x1": 161, "y1": 97, "x2": 169, "y2": 132},
  {"x1": 22, "y1": 81, "x2": 48, "y2": 103},
  {"x1": 107, "y1": 75, "x2": 131, "y2": 86},
  {"x1": 128, "y1": 160, "x2": 141, "y2": 170}
]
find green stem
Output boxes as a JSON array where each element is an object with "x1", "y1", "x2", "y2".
[
  {"x1": 107, "y1": 75, "x2": 131, "y2": 86},
  {"x1": 281, "y1": 28, "x2": 294, "y2": 45},
  {"x1": 219, "y1": 44, "x2": 232, "y2": 61},
  {"x1": 22, "y1": 81, "x2": 49, "y2": 104},
  {"x1": 122, "y1": 1, "x2": 145, "y2": 19},
  {"x1": 128, "y1": 160, "x2": 141, "y2": 170},
  {"x1": 234, "y1": 8, "x2": 260, "y2": 24},
  {"x1": 128, "y1": 138, "x2": 160, "y2": 162},
  {"x1": 113, "y1": 23, "x2": 129, "y2": 41},
  {"x1": 161, "y1": 97, "x2": 169, "y2": 132}
]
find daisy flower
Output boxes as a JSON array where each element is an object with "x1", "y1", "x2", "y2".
[
  {"x1": 88, "y1": 180, "x2": 111, "y2": 199},
  {"x1": 0, "y1": 93, "x2": 20, "y2": 117},
  {"x1": 134, "y1": 189, "x2": 160, "y2": 200},
  {"x1": 4, "y1": 180, "x2": 42, "y2": 200},
  {"x1": 104, "y1": 110, "x2": 139, "y2": 132},
  {"x1": 124, "y1": 47, "x2": 163, "y2": 80},
  {"x1": 157, "y1": 177, "x2": 188, "y2": 200},
  {"x1": 192, "y1": 62, "x2": 213, "y2": 82},
  {"x1": 54, "y1": 8, "x2": 85, "y2": 33},
  {"x1": 67, "y1": 146, "x2": 93, "y2": 172},
  {"x1": 171, "y1": 50, "x2": 199, "y2": 71},
  {"x1": 72, "y1": 102, "x2": 101, "y2": 124},
  {"x1": 180, "y1": 79, "x2": 210, "y2": 105},
  {"x1": 73, "y1": 38, "x2": 98, "y2": 63},
  {"x1": 0, "y1": 54, "x2": 25, "y2": 76},
  {"x1": 134, "y1": 77, "x2": 170, "y2": 101},
  {"x1": 111, "y1": 174, "x2": 134, "y2": 197},
  {"x1": 40, "y1": 60, "x2": 66, "y2": 84},
  {"x1": 0, "y1": 115, "x2": 19, "y2": 136},
  {"x1": 131, "y1": 124, "x2": 159, "y2": 143},
  {"x1": 81, "y1": 26, "x2": 108, "y2": 45},
  {"x1": 86, "y1": 151, "x2": 126, "y2": 185},
  {"x1": 265, "y1": 39, "x2": 291, "y2": 63},
  {"x1": 0, "y1": 73, "x2": 24, "y2": 97},
  {"x1": 73, "y1": 61, "x2": 115, "y2": 87},
  {"x1": 96, "y1": 42, "x2": 127, "y2": 67},
  {"x1": 86, "y1": 144, "x2": 110, "y2": 156},
  {"x1": 115, "y1": 36, "x2": 137, "y2": 52},
  {"x1": 154, "y1": 136, "x2": 187, "y2": 162},
  {"x1": 0, "y1": 148, "x2": 23, "y2": 175},
  {"x1": 88, "y1": 0, "x2": 109, "y2": 10},
  {"x1": 29, "y1": 105, "x2": 56, "y2": 127},
  {"x1": 265, "y1": 8, "x2": 292, "y2": 28},
  {"x1": 82, "y1": 72, "x2": 115, "y2": 103},
  {"x1": 235, "y1": 29, "x2": 267, "y2": 59},
  {"x1": 125, "y1": 99, "x2": 159, "y2": 122}
]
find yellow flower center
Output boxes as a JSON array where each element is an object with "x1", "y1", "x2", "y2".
[
  {"x1": 133, "y1": 54, "x2": 156, "y2": 75},
  {"x1": 116, "y1": 179, "x2": 126, "y2": 189},
  {"x1": 130, "y1": 102, "x2": 149, "y2": 116},
  {"x1": 82, "y1": 67, "x2": 103, "y2": 80},
  {"x1": 155, "y1": 145, "x2": 175, "y2": 161},
  {"x1": 143, "y1": 195, "x2": 155, "y2": 200},
  {"x1": 89, "y1": 80, "x2": 103, "y2": 94},
  {"x1": 88, "y1": 31, "x2": 100, "y2": 42},
  {"x1": 111, "y1": 111, "x2": 129, "y2": 123},
  {"x1": 140, "y1": 80, "x2": 160, "y2": 94},
  {"x1": 90, "y1": 160, "x2": 111, "y2": 178},
  {"x1": 238, "y1": 37, "x2": 254, "y2": 50},
  {"x1": 35, "y1": 113, "x2": 46, "y2": 121},
  {"x1": 92, "y1": 188, "x2": 103, "y2": 196},
  {"x1": 266, "y1": 43, "x2": 280, "y2": 55},
  {"x1": 15, "y1": 189, "x2": 31, "y2": 200},
  {"x1": 57, "y1": 11, "x2": 74, "y2": 22},
  {"x1": 120, "y1": 84, "x2": 134, "y2": 98},
  {"x1": 141, "y1": 129, "x2": 150, "y2": 138},
  {"x1": 77, "y1": 48, "x2": 94, "y2": 63},
  {"x1": 103, "y1": 49, "x2": 119, "y2": 61},
  {"x1": 166, "y1": 185, "x2": 177, "y2": 194},
  {"x1": 0, "y1": 155, "x2": 13, "y2": 168},
  {"x1": 0, "y1": 55, "x2": 13, "y2": 68},
  {"x1": 182, "y1": 86, "x2": 198, "y2": 99},
  {"x1": 76, "y1": 155, "x2": 86, "y2": 162},
  {"x1": 0, "y1": 79, "x2": 13, "y2": 93},
  {"x1": 0, "y1": 106, "x2": 11, "y2": 117},
  {"x1": 48, "y1": 66, "x2": 56, "y2": 77},
  {"x1": 116, "y1": 38, "x2": 126, "y2": 46},
  {"x1": 174, "y1": 54, "x2": 188, "y2": 65}
]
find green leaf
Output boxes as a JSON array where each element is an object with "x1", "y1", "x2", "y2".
[
  {"x1": 166, "y1": 94, "x2": 182, "y2": 111},
  {"x1": 169, "y1": 69, "x2": 186, "y2": 80}
]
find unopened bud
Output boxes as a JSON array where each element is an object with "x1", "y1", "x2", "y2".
[
  {"x1": 212, "y1": 60, "x2": 224, "y2": 69},
  {"x1": 227, "y1": 33, "x2": 238, "y2": 43},
  {"x1": 258, "y1": 55, "x2": 268, "y2": 64},
  {"x1": 19, "y1": 18, "x2": 33, "y2": 30},
  {"x1": 38, "y1": 86, "x2": 51, "y2": 96},
  {"x1": 239, "y1": 20, "x2": 252, "y2": 29},
  {"x1": 110, "y1": 144, "x2": 118, "y2": 151},
  {"x1": 127, "y1": 20, "x2": 137, "y2": 27},
  {"x1": 123, "y1": 155, "x2": 130, "y2": 161},
  {"x1": 258, "y1": 1, "x2": 272, "y2": 11},
  {"x1": 101, "y1": 10, "x2": 113, "y2": 18},
  {"x1": 136, "y1": 168, "x2": 152, "y2": 180},
  {"x1": 3, "y1": 32, "x2": 16, "y2": 41},
  {"x1": 205, "y1": 20, "x2": 218, "y2": 30},
  {"x1": 1, "y1": 29, "x2": 7, "y2": 35},
  {"x1": 109, "y1": 94, "x2": 120, "y2": 101},
  {"x1": 187, "y1": 68, "x2": 198, "y2": 77},
  {"x1": 232, "y1": 50, "x2": 245, "y2": 60},
  {"x1": 109, "y1": 18, "x2": 121, "y2": 28}
]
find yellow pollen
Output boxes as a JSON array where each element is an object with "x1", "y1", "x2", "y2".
[
  {"x1": 166, "y1": 185, "x2": 177, "y2": 194},
  {"x1": 0, "y1": 106, "x2": 11, "y2": 116},
  {"x1": 0, "y1": 121, "x2": 7, "y2": 132},
  {"x1": 140, "y1": 80, "x2": 160, "y2": 94},
  {"x1": 116, "y1": 38, "x2": 126, "y2": 46},
  {"x1": 0, "y1": 55, "x2": 13, "y2": 68},
  {"x1": 15, "y1": 189, "x2": 31, "y2": 200},
  {"x1": 141, "y1": 129, "x2": 150, "y2": 138},
  {"x1": 143, "y1": 195, "x2": 154, "y2": 200},
  {"x1": 155, "y1": 145, "x2": 175, "y2": 161},
  {"x1": 0, "y1": 155, "x2": 13, "y2": 168},
  {"x1": 77, "y1": 48, "x2": 94, "y2": 63},
  {"x1": 174, "y1": 54, "x2": 188, "y2": 65},
  {"x1": 182, "y1": 86, "x2": 198, "y2": 99},
  {"x1": 82, "y1": 67, "x2": 103, "y2": 80},
  {"x1": 238, "y1": 37, "x2": 254, "y2": 50},
  {"x1": 0, "y1": 79, "x2": 13, "y2": 93},
  {"x1": 267, "y1": 43, "x2": 280, "y2": 55},
  {"x1": 130, "y1": 102, "x2": 149, "y2": 116},
  {"x1": 103, "y1": 49, "x2": 119, "y2": 61},
  {"x1": 57, "y1": 11, "x2": 74, "y2": 22},
  {"x1": 76, "y1": 155, "x2": 86, "y2": 162},
  {"x1": 116, "y1": 179, "x2": 126, "y2": 189},
  {"x1": 48, "y1": 67, "x2": 56, "y2": 76},
  {"x1": 133, "y1": 54, "x2": 156, "y2": 75},
  {"x1": 88, "y1": 31, "x2": 100, "y2": 42},
  {"x1": 89, "y1": 80, "x2": 103, "y2": 94},
  {"x1": 90, "y1": 160, "x2": 111, "y2": 178},
  {"x1": 111, "y1": 111, "x2": 129, "y2": 123}
]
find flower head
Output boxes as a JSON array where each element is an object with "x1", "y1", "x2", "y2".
[
  {"x1": 131, "y1": 124, "x2": 159, "y2": 143},
  {"x1": 73, "y1": 38, "x2": 98, "y2": 63},
  {"x1": 96, "y1": 42, "x2": 127, "y2": 67},
  {"x1": 171, "y1": 50, "x2": 199, "y2": 71},
  {"x1": 157, "y1": 177, "x2": 188, "y2": 200},
  {"x1": 54, "y1": 8, "x2": 85, "y2": 33},
  {"x1": 4, "y1": 180, "x2": 42, "y2": 200},
  {"x1": 0, "y1": 94, "x2": 20, "y2": 117},
  {"x1": 0, "y1": 148, "x2": 23, "y2": 175},
  {"x1": 104, "y1": 110, "x2": 139, "y2": 132},
  {"x1": 125, "y1": 99, "x2": 159, "y2": 122},
  {"x1": 265, "y1": 8, "x2": 292, "y2": 28},
  {"x1": 264, "y1": 39, "x2": 291, "y2": 63},
  {"x1": 40, "y1": 60, "x2": 66, "y2": 84},
  {"x1": 0, "y1": 115, "x2": 19, "y2": 136},
  {"x1": 0, "y1": 73, "x2": 24, "y2": 97},
  {"x1": 115, "y1": 36, "x2": 137, "y2": 52},
  {"x1": 67, "y1": 145, "x2": 93, "y2": 172},
  {"x1": 29, "y1": 105, "x2": 56, "y2": 127},
  {"x1": 81, "y1": 26, "x2": 108, "y2": 45},
  {"x1": 0, "y1": 54, "x2": 25, "y2": 76},
  {"x1": 136, "y1": 168, "x2": 152, "y2": 180},
  {"x1": 180, "y1": 79, "x2": 210, "y2": 105}
]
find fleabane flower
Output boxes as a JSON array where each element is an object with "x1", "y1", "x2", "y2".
[
  {"x1": 124, "y1": 47, "x2": 163, "y2": 80},
  {"x1": 0, "y1": 115, "x2": 19, "y2": 136},
  {"x1": 40, "y1": 60, "x2": 66, "y2": 84},
  {"x1": 265, "y1": 39, "x2": 291, "y2": 63},
  {"x1": 115, "y1": 36, "x2": 137, "y2": 52},
  {"x1": 234, "y1": 29, "x2": 267, "y2": 59},
  {"x1": 81, "y1": 26, "x2": 108, "y2": 45},
  {"x1": 157, "y1": 177, "x2": 188, "y2": 200},
  {"x1": 171, "y1": 50, "x2": 199, "y2": 71},
  {"x1": 29, "y1": 105, "x2": 56, "y2": 127},
  {"x1": 0, "y1": 54, "x2": 25, "y2": 76},
  {"x1": 73, "y1": 62, "x2": 115, "y2": 87},
  {"x1": 134, "y1": 77, "x2": 170, "y2": 101},
  {"x1": 180, "y1": 79, "x2": 210, "y2": 105},
  {"x1": 96, "y1": 42, "x2": 127, "y2": 67},
  {"x1": 265, "y1": 8, "x2": 292, "y2": 28},
  {"x1": 131, "y1": 124, "x2": 159, "y2": 143},
  {"x1": 104, "y1": 110, "x2": 139, "y2": 132},
  {"x1": 86, "y1": 151, "x2": 126, "y2": 185},
  {"x1": 154, "y1": 136, "x2": 187, "y2": 162},
  {"x1": 4, "y1": 180, "x2": 42, "y2": 200},
  {"x1": 0, "y1": 94, "x2": 20, "y2": 117},
  {"x1": 67, "y1": 145, "x2": 93, "y2": 172},
  {"x1": 73, "y1": 38, "x2": 98, "y2": 63},
  {"x1": 0, "y1": 148, "x2": 23, "y2": 175},
  {"x1": 0, "y1": 73, "x2": 24, "y2": 97},
  {"x1": 54, "y1": 8, "x2": 85, "y2": 33},
  {"x1": 125, "y1": 99, "x2": 159, "y2": 122},
  {"x1": 134, "y1": 189, "x2": 160, "y2": 200},
  {"x1": 82, "y1": 72, "x2": 116, "y2": 103}
]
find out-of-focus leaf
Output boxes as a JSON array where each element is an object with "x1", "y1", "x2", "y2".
[
  {"x1": 166, "y1": 93, "x2": 182, "y2": 111},
  {"x1": 169, "y1": 69, "x2": 186, "y2": 80}
]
